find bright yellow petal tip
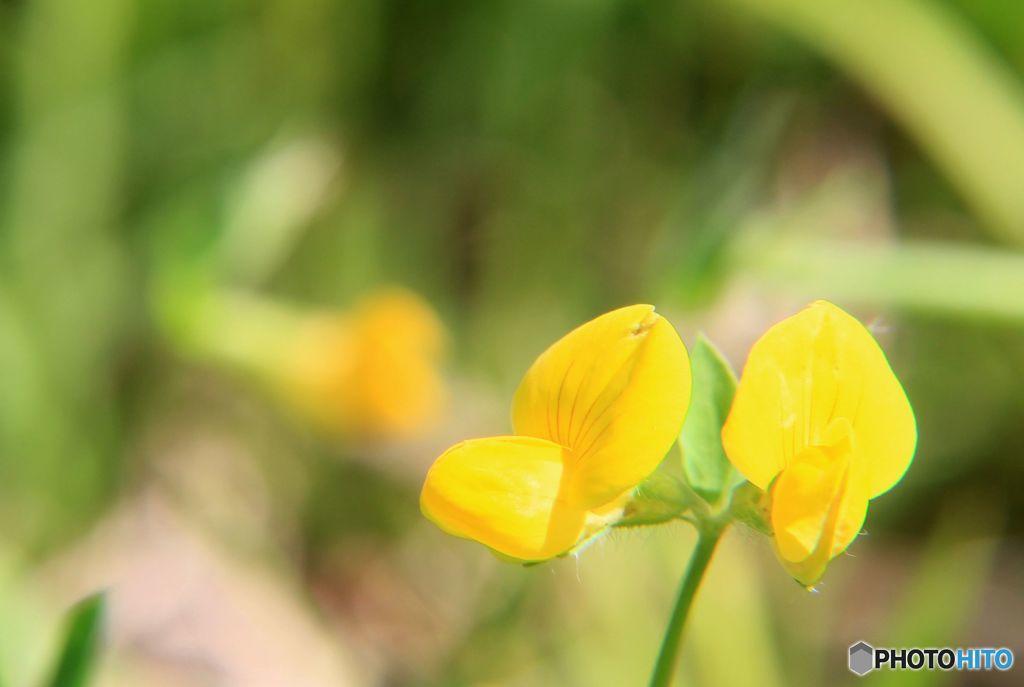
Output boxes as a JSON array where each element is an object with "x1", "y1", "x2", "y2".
[
  {"x1": 722, "y1": 300, "x2": 916, "y2": 585},
  {"x1": 422, "y1": 305, "x2": 691, "y2": 560}
]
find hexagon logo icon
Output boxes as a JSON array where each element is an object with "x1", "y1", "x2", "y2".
[{"x1": 849, "y1": 641, "x2": 875, "y2": 676}]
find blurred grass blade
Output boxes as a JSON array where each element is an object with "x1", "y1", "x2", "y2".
[
  {"x1": 737, "y1": 237, "x2": 1024, "y2": 325},
  {"x1": 723, "y1": 0, "x2": 1024, "y2": 244},
  {"x1": 219, "y1": 135, "x2": 342, "y2": 285},
  {"x1": 46, "y1": 594, "x2": 105, "y2": 687},
  {"x1": 660, "y1": 95, "x2": 793, "y2": 305}
]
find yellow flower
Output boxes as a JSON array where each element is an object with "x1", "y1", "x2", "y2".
[
  {"x1": 185, "y1": 287, "x2": 446, "y2": 437},
  {"x1": 721, "y1": 301, "x2": 916, "y2": 586},
  {"x1": 282, "y1": 288, "x2": 446, "y2": 436},
  {"x1": 421, "y1": 305, "x2": 691, "y2": 561}
]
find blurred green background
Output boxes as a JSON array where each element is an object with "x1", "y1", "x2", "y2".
[{"x1": 0, "y1": 0, "x2": 1022, "y2": 685}]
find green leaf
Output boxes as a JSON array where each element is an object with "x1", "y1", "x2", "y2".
[
  {"x1": 46, "y1": 593, "x2": 106, "y2": 687},
  {"x1": 681, "y1": 335, "x2": 739, "y2": 503}
]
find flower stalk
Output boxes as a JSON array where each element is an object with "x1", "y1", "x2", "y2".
[{"x1": 649, "y1": 518, "x2": 727, "y2": 687}]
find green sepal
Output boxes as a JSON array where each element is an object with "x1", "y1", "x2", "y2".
[
  {"x1": 728, "y1": 481, "x2": 772, "y2": 536},
  {"x1": 616, "y1": 446, "x2": 707, "y2": 528},
  {"x1": 681, "y1": 335, "x2": 742, "y2": 503}
]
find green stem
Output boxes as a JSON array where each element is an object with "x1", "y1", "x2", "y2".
[{"x1": 648, "y1": 523, "x2": 726, "y2": 687}]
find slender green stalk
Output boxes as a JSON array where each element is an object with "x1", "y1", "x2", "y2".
[{"x1": 648, "y1": 524, "x2": 725, "y2": 687}]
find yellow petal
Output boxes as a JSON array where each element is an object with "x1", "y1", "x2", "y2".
[
  {"x1": 420, "y1": 436, "x2": 586, "y2": 561},
  {"x1": 773, "y1": 466, "x2": 845, "y2": 588},
  {"x1": 771, "y1": 446, "x2": 870, "y2": 587},
  {"x1": 722, "y1": 301, "x2": 916, "y2": 497},
  {"x1": 511, "y1": 305, "x2": 691, "y2": 509}
]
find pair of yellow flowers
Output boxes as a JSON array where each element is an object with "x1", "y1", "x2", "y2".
[{"x1": 421, "y1": 301, "x2": 916, "y2": 586}]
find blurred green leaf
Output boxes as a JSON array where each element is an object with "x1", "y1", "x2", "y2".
[
  {"x1": 681, "y1": 335, "x2": 740, "y2": 503},
  {"x1": 46, "y1": 593, "x2": 105, "y2": 687}
]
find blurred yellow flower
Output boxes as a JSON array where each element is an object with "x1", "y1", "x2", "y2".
[
  {"x1": 280, "y1": 288, "x2": 446, "y2": 436},
  {"x1": 722, "y1": 301, "x2": 916, "y2": 587},
  {"x1": 421, "y1": 305, "x2": 691, "y2": 561}
]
